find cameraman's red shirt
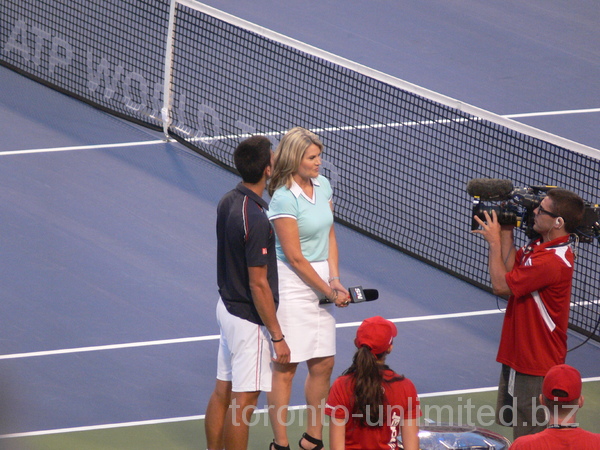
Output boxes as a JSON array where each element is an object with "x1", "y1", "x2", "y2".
[{"x1": 497, "y1": 235, "x2": 574, "y2": 376}]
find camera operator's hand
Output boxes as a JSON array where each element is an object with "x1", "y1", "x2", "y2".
[
  {"x1": 472, "y1": 209, "x2": 502, "y2": 246},
  {"x1": 472, "y1": 209, "x2": 515, "y2": 295}
]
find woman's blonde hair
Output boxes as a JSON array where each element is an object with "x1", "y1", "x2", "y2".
[{"x1": 268, "y1": 127, "x2": 323, "y2": 197}]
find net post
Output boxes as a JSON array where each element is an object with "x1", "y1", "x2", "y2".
[{"x1": 161, "y1": 0, "x2": 178, "y2": 140}]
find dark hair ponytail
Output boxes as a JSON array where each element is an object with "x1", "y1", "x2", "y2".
[{"x1": 343, "y1": 346, "x2": 403, "y2": 427}]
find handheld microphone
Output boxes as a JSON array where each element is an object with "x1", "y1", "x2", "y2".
[
  {"x1": 466, "y1": 178, "x2": 514, "y2": 201},
  {"x1": 319, "y1": 286, "x2": 379, "y2": 305}
]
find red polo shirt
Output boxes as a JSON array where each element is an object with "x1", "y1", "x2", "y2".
[{"x1": 497, "y1": 235, "x2": 574, "y2": 376}]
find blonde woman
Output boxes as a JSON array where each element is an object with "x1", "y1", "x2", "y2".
[{"x1": 267, "y1": 127, "x2": 349, "y2": 450}]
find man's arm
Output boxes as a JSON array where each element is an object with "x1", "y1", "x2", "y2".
[
  {"x1": 473, "y1": 210, "x2": 514, "y2": 296},
  {"x1": 247, "y1": 265, "x2": 290, "y2": 364},
  {"x1": 500, "y1": 225, "x2": 517, "y2": 273}
]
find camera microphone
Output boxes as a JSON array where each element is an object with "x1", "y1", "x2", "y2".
[
  {"x1": 466, "y1": 178, "x2": 514, "y2": 201},
  {"x1": 319, "y1": 286, "x2": 379, "y2": 305}
]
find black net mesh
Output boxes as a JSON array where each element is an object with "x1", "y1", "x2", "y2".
[
  {"x1": 1, "y1": 0, "x2": 599, "y2": 340},
  {"x1": 0, "y1": 0, "x2": 168, "y2": 127}
]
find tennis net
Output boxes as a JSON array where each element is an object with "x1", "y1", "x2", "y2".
[{"x1": 1, "y1": 0, "x2": 599, "y2": 341}]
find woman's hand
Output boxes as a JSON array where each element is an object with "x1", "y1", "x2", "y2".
[{"x1": 329, "y1": 279, "x2": 350, "y2": 307}]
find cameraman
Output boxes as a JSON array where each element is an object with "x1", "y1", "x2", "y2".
[{"x1": 473, "y1": 188, "x2": 584, "y2": 440}]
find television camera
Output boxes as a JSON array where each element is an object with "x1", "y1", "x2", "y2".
[{"x1": 467, "y1": 178, "x2": 600, "y2": 244}]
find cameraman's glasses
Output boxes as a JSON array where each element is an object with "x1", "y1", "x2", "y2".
[{"x1": 536, "y1": 204, "x2": 560, "y2": 219}]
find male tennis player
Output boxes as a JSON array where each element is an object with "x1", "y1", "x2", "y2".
[
  {"x1": 473, "y1": 188, "x2": 584, "y2": 439},
  {"x1": 204, "y1": 136, "x2": 290, "y2": 450}
]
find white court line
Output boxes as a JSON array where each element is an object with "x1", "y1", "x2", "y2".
[
  {"x1": 0, "y1": 335, "x2": 220, "y2": 360},
  {"x1": 0, "y1": 139, "x2": 167, "y2": 156},
  {"x1": 571, "y1": 299, "x2": 600, "y2": 307},
  {"x1": 156, "y1": 107, "x2": 600, "y2": 145},
  {"x1": 503, "y1": 107, "x2": 600, "y2": 119},
  {"x1": 3, "y1": 377, "x2": 600, "y2": 439},
  {"x1": 335, "y1": 309, "x2": 504, "y2": 329},
  {"x1": 0, "y1": 309, "x2": 503, "y2": 361},
  {"x1": 22, "y1": 305, "x2": 598, "y2": 362},
  {"x1": 1, "y1": 107, "x2": 598, "y2": 157}
]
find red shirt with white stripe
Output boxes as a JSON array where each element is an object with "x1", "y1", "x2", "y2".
[{"x1": 497, "y1": 235, "x2": 574, "y2": 376}]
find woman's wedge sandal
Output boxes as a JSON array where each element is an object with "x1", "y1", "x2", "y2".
[
  {"x1": 269, "y1": 440, "x2": 290, "y2": 450},
  {"x1": 298, "y1": 432, "x2": 324, "y2": 450}
]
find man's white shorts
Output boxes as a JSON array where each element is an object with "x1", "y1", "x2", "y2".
[{"x1": 216, "y1": 298, "x2": 273, "y2": 392}]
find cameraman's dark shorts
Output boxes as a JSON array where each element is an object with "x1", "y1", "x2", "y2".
[{"x1": 496, "y1": 364, "x2": 546, "y2": 439}]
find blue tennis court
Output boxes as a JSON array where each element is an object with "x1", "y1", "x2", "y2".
[{"x1": 1, "y1": 0, "x2": 599, "y2": 447}]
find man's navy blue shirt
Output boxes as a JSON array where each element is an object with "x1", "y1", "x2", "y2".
[{"x1": 216, "y1": 182, "x2": 278, "y2": 325}]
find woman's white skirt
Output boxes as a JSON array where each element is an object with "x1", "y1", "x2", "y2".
[{"x1": 276, "y1": 260, "x2": 336, "y2": 363}]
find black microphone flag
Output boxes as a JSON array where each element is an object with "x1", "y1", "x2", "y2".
[{"x1": 319, "y1": 286, "x2": 379, "y2": 304}]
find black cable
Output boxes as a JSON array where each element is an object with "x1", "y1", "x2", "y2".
[{"x1": 568, "y1": 311, "x2": 600, "y2": 352}]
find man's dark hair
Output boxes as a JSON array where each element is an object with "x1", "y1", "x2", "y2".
[
  {"x1": 547, "y1": 188, "x2": 585, "y2": 233},
  {"x1": 543, "y1": 393, "x2": 579, "y2": 418},
  {"x1": 233, "y1": 136, "x2": 272, "y2": 184}
]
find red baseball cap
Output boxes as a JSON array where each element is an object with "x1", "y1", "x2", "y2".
[
  {"x1": 354, "y1": 316, "x2": 397, "y2": 355},
  {"x1": 543, "y1": 364, "x2": 582, "y2": 402}
]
